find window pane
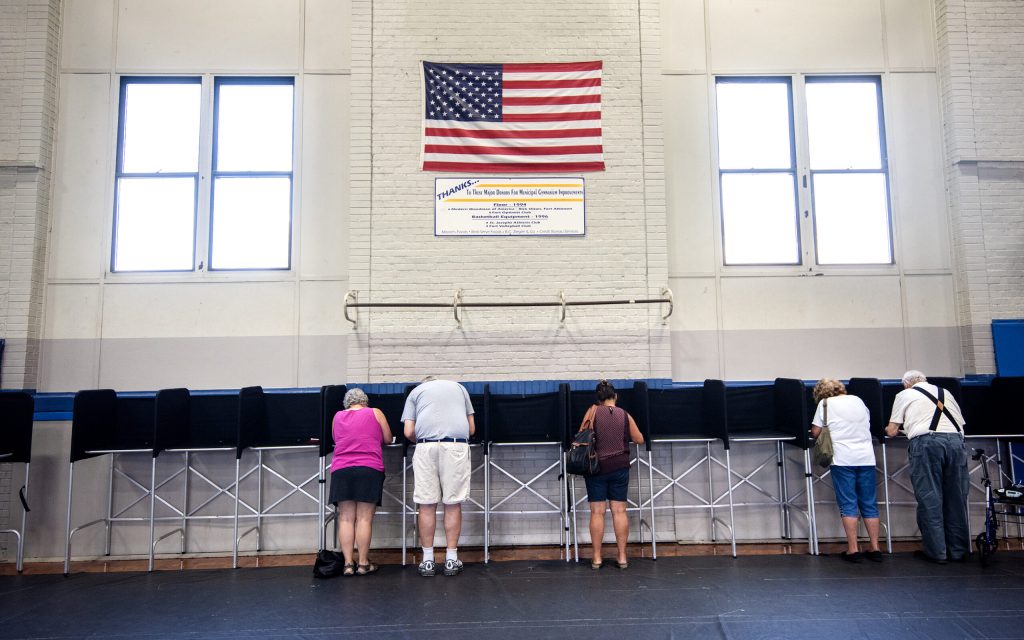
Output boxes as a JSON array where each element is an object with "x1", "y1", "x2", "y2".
[
  {"x1": 216, "y1": 83, "x2": 294, "y2": 171},
  {"x1": 210, "y1": 177, "x2": 291, "y2": 269},
  {"x1": 716, "y1": 81, "x2": 793, "y2": 169},
  {"x1": 806, "y1": 81, "x2": 882, "y2": 170},
  {"x1": 114, "y1": 178, "x2": 195, "y2": 271},
  {"x1": 813, "y1": 173, "x2": 892, "y2": 264},
  {"x1": 121, "y1": 82, "x2": 201, "y2": 173},
  {"x1": 721, "y1": 173, "x2": 799, "y2": 264}
]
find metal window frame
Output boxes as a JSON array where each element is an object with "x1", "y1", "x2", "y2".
[
  {"x1": 110, "y1": 75, "x2": 297, "y2": 274},
  {"x1": 805, "y1": 75, "x2": 895, "y2": 266},
  {"x1": 208, "y1": 76, "x2": 296, "y2": 272},
  {"x1": 111, "y1": 76, "x2": 202, "y2": 274},
  {"x1": 714, "y1": 76, "x2": 802, "y2": 267}
]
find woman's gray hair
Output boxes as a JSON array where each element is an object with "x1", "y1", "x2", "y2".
[
  {"x1": 343, "y1": 388, "x2": 369, "y2": 409},
  {"x1": 902, "y1": 370, "x2": 927, "y2": 387}
]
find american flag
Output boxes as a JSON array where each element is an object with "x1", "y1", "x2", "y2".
[{"x1": 421, "y1": 61, "x2": 604, "y2": 173}]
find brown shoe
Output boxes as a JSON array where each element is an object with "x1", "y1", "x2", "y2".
[{"x1": 356, "y1": 562, "x2": 378, "y2": 575}]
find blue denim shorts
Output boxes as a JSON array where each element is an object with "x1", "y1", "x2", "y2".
[
  {"x1": 584, "y1": 467, "x2": 630, "y2": 503},
  {"x1": 830, "y1": 465, "x2": 880, "y2": 518}
]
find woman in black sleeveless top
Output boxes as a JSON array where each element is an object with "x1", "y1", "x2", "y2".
[{"x1": 578, "y1": 380, "x2": 644, "y2": 569}]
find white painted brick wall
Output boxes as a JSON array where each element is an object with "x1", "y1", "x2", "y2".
[
  {"x1": 347, "y1": 0, "x2": 670, "y2": 384},
  {"x1": 0, "y1": 0, "x2": 60, "y2": 561},
  {"x1": 0, "y1": 0, "x2": 59, "y2": 389},
  {"x1": 935, "y1": 0, "x2": 1024, "y2": 374}
]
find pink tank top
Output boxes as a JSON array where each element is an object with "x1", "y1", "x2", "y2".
[{"x1": 331, "y1": 408, "x2": 385, "y2": 473}]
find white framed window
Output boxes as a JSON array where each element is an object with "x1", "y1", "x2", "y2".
[
  {"x1": 112, "y1": 76, "x2": 295, "y2": 273},
  {"x1": 714, "y1": 75, "x2": 892, "y2": 267}
]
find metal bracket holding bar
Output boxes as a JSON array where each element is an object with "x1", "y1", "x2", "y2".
[
  {"x1": 343, "y1": 287, "x2": 675, "y2": 328},
  {"x1": 453, "y1": 288, "x2": 463, "y2": 328},
  {"x1": 343, "y1": 290, "x2": 358, "y2": 326}
]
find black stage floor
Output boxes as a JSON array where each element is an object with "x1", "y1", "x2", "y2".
[{"x1": 2, "y1": 552, "x2": 1023, "y2": 639}]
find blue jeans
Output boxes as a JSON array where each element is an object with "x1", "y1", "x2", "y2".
[
  {"x1": 830, "y1": 465, "x2": 879, "y2": 518},
  {"x1": 909, "y1": 433, "x2": 970, "y2": 560}
]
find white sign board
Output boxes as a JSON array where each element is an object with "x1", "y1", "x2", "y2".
[{"x1": 434, "y1": 177, "x2": 585, "y2": 236}]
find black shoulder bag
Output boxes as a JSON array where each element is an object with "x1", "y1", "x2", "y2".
[{"x1": 567, "y1": 416, "x2": 601, "y2": 476}]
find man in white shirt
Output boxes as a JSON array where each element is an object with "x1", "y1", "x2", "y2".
[
  {"x1": 885, "y1": 370, "x2": 969, "y2": 564},
  {"x1": 402, "y1": 376, "x2": 476, "y2": 577}
]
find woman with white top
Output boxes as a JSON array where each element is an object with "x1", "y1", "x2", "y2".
[{"x1": 810, "y1": 378, "x2": 882, "y2": 563}]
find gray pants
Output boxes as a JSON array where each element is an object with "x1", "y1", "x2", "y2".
[{"x1": 908, "y1": 433, "x2": 971, "y2": 560}]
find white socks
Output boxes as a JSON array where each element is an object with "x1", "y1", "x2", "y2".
[{"x1": 422, "y1": 547, "x2": 457, "y2": 562}]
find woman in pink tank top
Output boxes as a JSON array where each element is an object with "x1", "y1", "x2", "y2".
[{"x1": 329, "y1": 388, "x2": 392, "y2": 576}]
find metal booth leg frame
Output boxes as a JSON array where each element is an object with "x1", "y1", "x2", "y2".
[
  {"x1": 643, "y1": 442, "x2": 735, "y2": 558},
  {"x1": 234, "y1": 446, "x2": 321, "y2": 567},
  {"x1": 881, "y1": 442, "x2": 893, "y2": 553},
  {"x1": 648, "y1": 449, "x2": 657, "y2": 560},
  {"x1": 485, "y1": 443, "x2": 565, "y2": 564},
  {"x1": 630, "y1": 445, "x2": 652, "y2": 558},
  {"x1": 803, "y1": 449, "x2": 819, "y2": 556},
  {"x1": 0, "y1": 463, "x2": 30, "y2": 572},
  {"x1": 721, "y1": 441, "x2": 802, "y2": 556},
  {"x1": 317, "y1": 456, "x2": 324, "y2": 551},
  {"x1": 484, "y1": 444, "x2": 490, "y2": 563},
  {"x1": 65, "y1": 451, "x2": 162, "y2": 575}
]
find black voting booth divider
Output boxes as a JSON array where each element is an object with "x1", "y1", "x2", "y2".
[
  {"x1": 963, "y1": 377, "x2": 1024, "y2": 538},
  {"x1": 723, "y1": 379, "x2": 818, "y2": 554},
  {"x1": 66, "y1": 387, "x2": 326, "y2": 573},
  {"x1": 641, "y1": 380, "x2": 737, "y2": 558},
  {"x1": 235, "y1": 387, "x2": 322, "y2": 568},
  {"x1": 59, "y1": 377, "x2": 1023, "y2": 571},
  {"x1": 319, "y1": 384, "x2": 346, "y2": 554},
  {"x1": 844, "y1": 377, "x2": 893, "y2": 552},
  {"x1": 65, "y1": 390, "x2": 155, "y2": 575},
  {"x1": 485, "y1": 385, "x2": 569, "y2": 563},
  {"x1": 151, "y1": 388, "x2": 239, "y2": 571},
  {"x1": 361, "y1": 388, "x2": 414, "y2": 564},
  {"x1": 0, "y1": 391, "x2": 33, "y2": 572},
  {"x1": 567, "y1": 381, "x2": 654, "y2": 562}
]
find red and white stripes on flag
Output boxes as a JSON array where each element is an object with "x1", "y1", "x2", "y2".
[{"x1": 421, "y1": 60, "x2": 605, "y2": 173}]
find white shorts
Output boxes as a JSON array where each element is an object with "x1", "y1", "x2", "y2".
[{"x1": 413, "y1": 442, "x2": 471, "y2": 505}]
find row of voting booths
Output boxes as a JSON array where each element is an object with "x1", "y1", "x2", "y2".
[{"x1": 2, "y1": 377, "x2": 1022, "y2": 572}]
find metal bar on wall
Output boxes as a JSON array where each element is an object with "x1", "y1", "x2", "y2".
[{"x1": 343, "y1": 288, "x2": 673, "y2": 327}]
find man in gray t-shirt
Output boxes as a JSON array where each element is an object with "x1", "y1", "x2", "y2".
[{"x1": 402, "y1": 378, "x2": 475, "y2": 577}]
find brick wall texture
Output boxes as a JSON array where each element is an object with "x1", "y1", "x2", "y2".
[
  {"x1": 935, "y1": 0, "x2": 1024, "y2": 374},
  {"x1": 0, "y1": 0, "x2": 60, "y2": 390},
  {"x1": 0, "y1": 0, "x2": 60, "y2": 559},
  {"x1": 345, "y1": 0, "x2": 671, "y2": 383}
]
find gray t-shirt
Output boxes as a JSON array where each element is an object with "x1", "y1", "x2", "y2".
[{"x1": 401, "y1": 380, "x2": 474, "y2": 440}]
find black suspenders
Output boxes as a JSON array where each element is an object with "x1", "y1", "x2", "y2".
[{"x1": 912, "y1": 386, "x2": 962, "y2": 433}]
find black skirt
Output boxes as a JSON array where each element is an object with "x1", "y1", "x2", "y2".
[{"x1": 329, "y1": 466, "x2": 385, "y2": 506}]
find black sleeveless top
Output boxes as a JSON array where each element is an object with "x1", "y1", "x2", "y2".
[{"x1": 593, "y1": 405, "x2": 630, "y2": 472}]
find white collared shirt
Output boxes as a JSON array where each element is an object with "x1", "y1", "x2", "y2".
[{"x1": 888, "y1": 382, "x2": 966, "y2": 439}]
